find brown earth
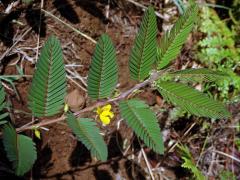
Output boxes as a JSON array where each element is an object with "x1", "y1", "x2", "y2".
[{"x1": 0, "y1": 0, "x2": 239, "y2": 180}]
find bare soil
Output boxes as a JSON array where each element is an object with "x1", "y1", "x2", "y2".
[{"x1": 0, "y1": 0, "x2": 239, "y2": 180}]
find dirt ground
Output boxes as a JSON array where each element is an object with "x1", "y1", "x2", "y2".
[{"x1": 0, "y1": 0, "x2": 240, "y2": 179}]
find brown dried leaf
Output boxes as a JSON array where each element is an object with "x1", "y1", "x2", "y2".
[{"x1": 65, "y1": 89, "x2": 85, "y2": 112}]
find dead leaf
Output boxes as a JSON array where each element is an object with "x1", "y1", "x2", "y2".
[{"x1": 65, "y1": 89, "x2": 85, "y2": 112}]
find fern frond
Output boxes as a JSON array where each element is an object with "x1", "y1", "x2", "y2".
[
  {"x1": 178, "y1": 145, "x2": 205, "y2": 180},
  {"x1": 119, "y1": 99, "x2": 164, "y2": 154},
  {"x1": 168, "y1": 68, "x2": 229, "y2": 82},
  {"x1": 87, "y1": 34, "x2": 118, "y2": 99},
  {"x1": 2, "y1": 123, "x2": 37, "y2": 176},
  {"x1": 66, "y1": 112, "x2": 108, "y2": 161},
  {"x1": 0, "y1": 81, "x2": 8, "y2": 122},
  {"x1": 28, "y1": 36, "x2": 67, "y2": 117},
  {"x1": 129, "y1": 6, "x2": 157, "y2": 81},
  {"x1": 157, "y1": 4, "x2": 198, "y2": 69},
  {"x1": 156, "y1": 81, "x2": 230, "y2": 118}
]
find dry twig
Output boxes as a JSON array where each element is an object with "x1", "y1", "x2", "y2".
[
  {"x1": 41, "y1": 9, "x2": 97, "y2": 44},
  {"x1": 125, "y1": 0, "x2": 165, "y2": 20}
]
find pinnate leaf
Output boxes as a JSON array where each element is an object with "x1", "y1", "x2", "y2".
[
  {"x1": 119, "y1": 99, "x2": 164, "y2": 154},
  {"x1": 66, "y1": 112, "x2": 108, "y2": 161},
  {"x1": 157, "y1": 4, "x2": 198, "y2": 69},
  {"x1": 87, "y1": 34, "x2": 118, "y2": 99},
  {"x1": 157, "y1": 80, "x2": 230, "y2": 118},
  {"x1": 129, "y1": 6, "x2": 157, "y2": 81},
  {"x1": 2, "y1": 124, "x2": 37, "y2": 176},
  {"x1": 28, "y1": 35, "x2": 67, "y2": 117}
]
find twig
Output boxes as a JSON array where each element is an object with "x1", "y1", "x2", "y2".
[
  {"x1": 65, "y1": 64, "x2": 84, "y2": 68},
  {"x1": 208, "y1": 148, "x2": 216, "y2": 176},
  {"x1": 168, "y1": 122, "x2": 196, "y2": 153},
  {"x1": 35, "y1": 0, "x2": 44, "y2": 63},
  {"x1": 196, "y1": 132, "x2": 209, "y2": 166},
  {"x1": 66, "y1": 74, "x2": 87, "y2": 92},
  {"x1": 125, "y1": 0, "x2": 165, "y2": 20},
  {"x1": 41, "y1": 9, "x2": 97, "y2": 44},
  {"x1": 213, "y1": 150, "x2": 240, "y2": 164},
  {"x1": 157, "y1": 121, "x2": 197, "y2": 167},
  {"x1": 1, "y1": 82, "x2": 14, "y2": 93},
  {"x1": 231, "y1": 131, "x2": 235, "y2": 175},
  {"x1": 64, "y1": 57, "x2": 87, "y2": 91},
  {"x1": 141, "y1": 147, "x2": 155, "y2": 180},
  {"x1": 16, "y1": 71, "x2": 162, "y2": 133},
  {"x1": 12, "y1": 48, "x2": 35, "y2": 63},
  {"x1": 66, "y1": 69, "x2": 87, "y2": 87},
  {"x1": 0, "y1": 27, "x2": 32, "y2": 62},
  {"x1": 4, "y1": 0, "x2": 20, "y2": 14}
]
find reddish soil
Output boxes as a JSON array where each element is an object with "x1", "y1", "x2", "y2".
[{"x1": 0, "y1": 0, "x2": 239, "y2": 180}]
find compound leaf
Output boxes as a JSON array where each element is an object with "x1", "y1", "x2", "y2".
[
  {"x1": 28, "y1": 36, "x2": 67, "y2": 117},
  {"x1": 66, "y1": 112, "x2": 108, "y2": 161},
  {"x1": 119, "y1": 99, "x2": 164, "y2": 154},
  {"x1": 168, "y1": 68, "x2": 229, "y2": 82},
  {"x1": 157, "y1": 4, "x2": 198, "y2": 69},
  {"x1": 2, "y1": 124, "x2": 37, "y2": 176},
  {"x1": 129, "y1": 6, "x2": 157, "y2": 81},
  {"x1": 87, "y1": 34, "x2": 118, "y2": 99},
  {"x1": 156, "y1": 81, "x2": 230, "y2": 118}
]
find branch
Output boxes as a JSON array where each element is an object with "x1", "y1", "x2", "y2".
[
  {"x1": 41, "y1": 9, "x2": 97, "y2": 44},
  {"x1": 125, "y1": 0, "x2": 166, "y2": 20},
  {"x1": 16, "y1": 71, "x2": 162, "y2": 133}
]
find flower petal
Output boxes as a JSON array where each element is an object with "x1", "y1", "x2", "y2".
[
  {"x1": 102, "y1": 104, "x2": 111, "y2": 111},
  {"x1": 101, "y1": 111, "x2": 114, "y2": 119},
  {"x1": 97, "y1": 107, "x2": 102, "y2": 115},
  {"x1": 100, "y1": 114, "x2": 110, "y2": 125},
  {"x1": 108, "y1": 111, "x2": 114, "y2": 118},
  {"x1": 34, "y1": 129, "x2": 41, "y2": 139},
  {"x1": 64, "y1": 104, "x2": 69, "y2": 113}
]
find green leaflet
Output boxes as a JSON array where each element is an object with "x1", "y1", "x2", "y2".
[
  {"x1": 22, "y1": 0, "x2": 33, "y2": 4},
  {"x1": 87, "y1": 34, "x2": 118, "y2": 99},
  {"x1": 0, "y1": 81, "x2": 6, "y2": 110},
  {"x1": 157, "y1": 4, "x2": 198, "y2": 69},
  {"x1": 168, "y1": 68, "x2": 229, "y2": 82},
  {"x1": 178, "y1": 145, "x2": 205, "y2": 180},
  {"x1": 0, "y1": 81, "x2": 8, "y2": 123},
  {"x1": 173, "y1": 0, "x2": 186, "y2": 14},
  {"x1": 0, "y1": 120, "x2": 7, "y2": 125},
  {"x1": 66, "y1": 112, "x2": 108, "y2": 161},
  {"x1": 119, "y1": 99, "x2": 164, "y2": 154},
  {"x1": 28, "y1": 36, "x2": 67, "y2": 117},
  {"x1": 2, "y1": 124, "x2": 37, "y2": 176},
  {"x1": 129, "y1": 6, "x2": 157, "y2": 81},
  {"x1": 157, "y1": 81, "x2": 231, "y2": 119}
]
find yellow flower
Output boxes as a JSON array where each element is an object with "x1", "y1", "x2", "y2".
[
  {"x1": 34, "y1": 129, "x2": 41, "y2": 139},
  {"x1": 64, "y1": 103, "x2": 69, "y2": 113},
  {"x1": 97, "y1": 104, "x2": 114, "y2": 125}
]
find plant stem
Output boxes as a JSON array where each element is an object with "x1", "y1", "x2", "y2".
[
  {"x1": 16, "y1": 71, "x2": 162, "y2": 133},
  {"x1": 41, "y1": 9, "x2": 97, "y2": 44}
]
